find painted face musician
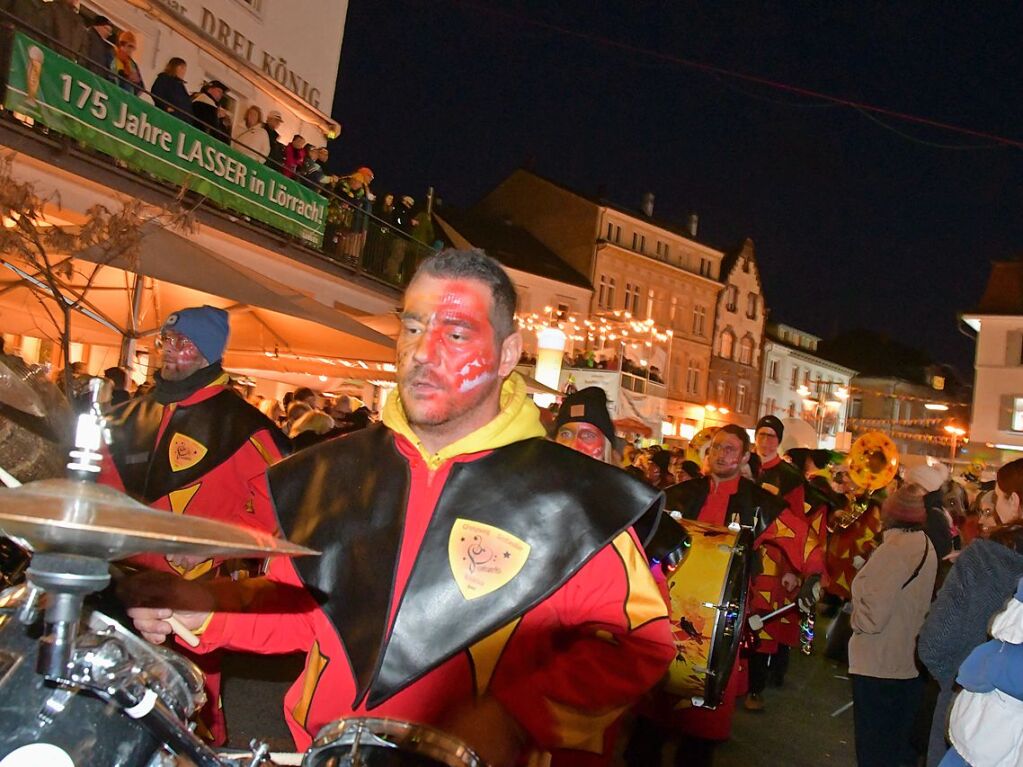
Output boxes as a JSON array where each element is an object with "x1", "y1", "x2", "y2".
[
  {"x1": 555, "y1": 422, "x2": 609, "y2": 462},
  {"x1": 158, "y1": 329, "x2": 208, "y2": 381},
  {"x1": 397, "y1": 274, "x2": 520, "y2": 451},
  {"x1": 707, "y1": 430, "x2": 749, "y2": 481}
]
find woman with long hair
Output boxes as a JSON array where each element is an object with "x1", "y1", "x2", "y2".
[
  {"x1": 233, "y1": 104, "x2": 270, "y2": 162},
  {"x1": 151, "y1": 57, "x2": 193, "y2": 122}
]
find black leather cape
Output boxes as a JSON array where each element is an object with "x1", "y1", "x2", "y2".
[
  {"x1": 266, "y1": 424, "x2": 664, "y2": 709},
  {"x1": 661, "y1": 476, "x2": 786, "y2": 541},
  {"x1": 758, "y1": 458, "x2": 804, "y2": 500},
  {"x1": 106, "y1": 390, "x2": 289, "y2": 503}
]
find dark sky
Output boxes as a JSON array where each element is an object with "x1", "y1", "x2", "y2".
[{"x1": 331, "y1": 1, "x2": 1023, "y2": 372}]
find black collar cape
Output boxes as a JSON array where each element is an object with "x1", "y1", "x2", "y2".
[
  {"x1": 266, "y1": 424, "x2": 664, "y2": 709},
  {"x1": 661, "y1": 475, "x2": 786, "y2": 540}
]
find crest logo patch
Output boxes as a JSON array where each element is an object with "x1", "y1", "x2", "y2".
[
  {"x1": 448, "y1": 518, "x2": 530, "y2": 600},
  {"x1": 169, "y1": 433, "x2": 207, "y2": 472}
]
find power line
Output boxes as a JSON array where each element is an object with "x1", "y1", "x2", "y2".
[{"x1": 448, "y1": 0, "x2": 1023, "y2": 152}]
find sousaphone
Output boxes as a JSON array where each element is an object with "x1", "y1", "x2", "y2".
[{"x1": 830, "y1": 431, "x2": 899, "y2": 531}]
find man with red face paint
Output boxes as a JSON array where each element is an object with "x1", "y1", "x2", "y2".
[
  {"x1": 100, "y1": 305, "x2": 290, "y2": 745},
  {"x1": 124, "y1": 251, "x2": 675, "y2": 766}
]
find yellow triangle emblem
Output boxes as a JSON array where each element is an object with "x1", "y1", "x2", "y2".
[
  {"x1": 168, "y1": 484, "x2": 201, "y2": 514},
  {"x1": 448, "y1": 518, "x2": 530, "y2": 600},
  {"x1": 169, "y1": 433, "x2": 208, "y2": 472}
]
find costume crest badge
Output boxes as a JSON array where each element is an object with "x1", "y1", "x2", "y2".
[
  {"x1": 169, "y1": 432, "x2": 207, "y2": 472},
  {"x1": 448, "y1": 518, "x2": 530, "y2": 600}
]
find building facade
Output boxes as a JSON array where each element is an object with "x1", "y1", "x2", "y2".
[
  {"x1": 963, "y1": 260, "x2": 1023, "y2": 455},
  {"x1": 477, "y1": 169, "x2": 723, "y2": 439},
  {"x1": 760, "y1": 322, "x2": 855, "y2": 448},
  {"x1": 708, "y1": 238, "x2": 766, "y2": 430}
]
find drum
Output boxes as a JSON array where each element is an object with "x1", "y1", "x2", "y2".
[
  {"x1": 0, "y1": 585, "x2": 206, "y2": 767},
  {"x1": 304, "y1": 718, "x2": 484, "y2": 767},
  {"x1": 662, "y1": 518, "x2": 752, "y2": 708}
]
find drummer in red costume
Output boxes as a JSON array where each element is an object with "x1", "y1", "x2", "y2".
[
  {"x1": 99, "y1": 305, "x2": 290, "y2": 745},
  {"x1": 625, "y1": 424, "x2": 785, "y2": 767},
  {"x1": 125, "y1": 250, "x2": 675, "y2": 766}
]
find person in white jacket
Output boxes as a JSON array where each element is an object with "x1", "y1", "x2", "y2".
[
  {"x1": 850, "y1": 483, "x2": 938, "y2": 767},
  {"x1": 233, "y1": 105, "x2": 270, "y2": 162}
]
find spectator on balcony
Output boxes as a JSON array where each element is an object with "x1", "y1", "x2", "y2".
[
  {"x1": 282, "y1": 134, "x2": 308, "y2": 178},
  {"x1": 300, "y1": 146, "x2": 336, "y2": 189},
  {"x1": 42, "y1": 0, "x2": 87, "y2": 62},
  {"x1": 192, "y1": 80, "x2": 231, "y2": 143},
  {"x1": 233, "y1": 105, "x2": 270, "y2": 162},
  {"x1": 111, "y1": 30, "x2": 145, "y2": 96},
  {"x1": 263, "y1": 110, "x2": 285, "y2": 170},
  {"x1": 151, "y1": 57, "x2": 194, "y2": 123},
  {"x1": 84, "y1": 15, "x2": 114, "y2": 78}
]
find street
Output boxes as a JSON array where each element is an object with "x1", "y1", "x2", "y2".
[{"x1": 222, "y1": 623, "x2": 859, "y2": 766}]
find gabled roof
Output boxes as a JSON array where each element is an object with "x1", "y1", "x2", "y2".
[
  {"x1": 972, "y1": 260, "x2": 1023, "y2": 315},
  {"x1": 435, "y1": 207, "x2": 593, "y2": 290}
]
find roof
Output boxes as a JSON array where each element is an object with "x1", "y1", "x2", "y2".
[
  {"x1": 434, "y1": 207, "x2": 593, "y2": 290},
  {"x1": 507, "y1": 168, "x2": 726, "y2": 252},
  {"x1": 972, "y1": 260, "x2": 1023, "y2": 315}
]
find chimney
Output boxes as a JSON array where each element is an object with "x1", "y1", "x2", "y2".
[
  {"x1": 687, "y1": 213, "x2": 699, "y2": 237},
  {"x1": 640, "y1": 192, "x2": 655, "y2": 217}
]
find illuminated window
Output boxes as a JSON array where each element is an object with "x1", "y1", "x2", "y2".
[
  {"x1": 738, "y1": 337, "x2": 754, "y2": 366},
  {"x1": 746, "y1": 293, "x2": 758, "y2": 319},
  {"x1": 725, "y1": 285, "x2": 738, "y2": 312},
  {"x1": 737, "y1": 384, "x2": 748, "y2": 413},
  {"x1": 692, "y1": 305, "x2": 707, "y2": 336},
  {"x1": 720, "y1": 331, "x2": 735, "y2": 360}
]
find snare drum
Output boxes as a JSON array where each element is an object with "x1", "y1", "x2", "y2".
[
  {"x1": 662, "y1": 519, "x2": 751, "y2": 708},
  {"x1": 0, "y1": 585, "x2": 205, "y2": 767},
  {"x1": 304, "y1": 718, "x2": 484, "y2": 767}
]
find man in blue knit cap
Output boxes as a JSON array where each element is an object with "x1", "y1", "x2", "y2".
[{"x1": 99, "y1": 305, "x2": 289, "y2": 745}]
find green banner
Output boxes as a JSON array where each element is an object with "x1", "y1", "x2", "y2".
[{"x1": 4, "y1": 32, "x2": 326, "y2": 246}]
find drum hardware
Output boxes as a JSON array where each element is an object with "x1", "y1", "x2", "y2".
[{"x1": 305, "y1": 718, "x2": 485, "y2": 767}]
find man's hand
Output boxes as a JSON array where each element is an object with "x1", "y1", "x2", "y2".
[
  {"x1": 118, "y1": 570, "x2": 214, "y2": 645},
  {"x1": 797, "y1": 574, "x2": 822, "y2": 613},
  {"x1": 782, "y1": 572, "x2": 800, "y2": 593},
  {"x1": 443, "y1": 695, "x2": 526, "y2": 767}
]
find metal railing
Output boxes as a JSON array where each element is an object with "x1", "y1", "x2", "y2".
[{"x1": 0, "y1": 13, "x2": 435, "y2": 290}]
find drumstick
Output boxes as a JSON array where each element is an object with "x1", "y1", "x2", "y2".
[
  {"x1": 167, "y1": 614, "x2": 200, "y2": 648},
  {"x1": 748, "y1": 602, "x2": 798, "y2": 632}
]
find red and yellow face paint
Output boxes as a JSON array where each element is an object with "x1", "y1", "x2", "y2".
[{"x1": 555, "y1": 422, "x2": 608, "y2": 461}]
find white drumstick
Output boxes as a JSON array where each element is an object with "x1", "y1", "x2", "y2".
[
  {"x1": 167, "y1": 614, "x2": 200, "y2": 648},
  {"x1": 748, "y1": 602, "x2": 798, "y2": 632}
]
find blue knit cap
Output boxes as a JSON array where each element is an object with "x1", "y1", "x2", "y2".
[{"x1": 162, "y1": 306, "x2": 229, "y2": 364}]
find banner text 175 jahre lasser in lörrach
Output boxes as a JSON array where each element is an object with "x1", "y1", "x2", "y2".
[{"x1": 4, "y1": 32, "x2": 326, "y2": 246}]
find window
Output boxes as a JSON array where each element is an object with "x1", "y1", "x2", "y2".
[
  {"x1": 725, "y1": 285, "x2": 738, "y2": 312},
  {"x1": 765, "y1": 396, "x2": 776, "y2": 415},
  {"x1": 606, "y1": 222, "x2": 614, "y2": 241},
  {"x1": 692, "y1": 305, "x2": 707, "y2": 336},
  {"x1": 1014, "y1": 398, "x2": 1023, "y2": 431},
  {"x1": 625, "y1": 282, "x2": 641, "y2": 315},
  {"x1": 719, "y1": 331, "x2": 735, "y2": 360},
  {"x1": 716, "y1": 379, "x2": 725, "y2": 402},
  {"x1": 850, "y1": 396, "x2": 863, "y2": 419},
  {"x1": 790, "y1": 366, "x2": 800, "y2": 390},
  {"x1": 737, "y1": 384, "x2": 748, "y2": 413},
  {"x1": 605, "y1": 223, "x2": 621, "y2": 244},
  {"x1": 699, "y1": 258, "x2": 712, "y2": 277},
  {"x1": 742, "y1": 256, "x2": 750, "y2": 273},
  {"x1": 556, "y1": 302, "x2": 570, "y2": 320},
  {"x1": 686, "y1": 361, "x2": 700, "y2": 394},
  {"x1": 647, "y1": 288, "x2": 655, "y2": 320},
  {"x1": 638, "y1": 235, "x2": 646, "y2": 253},
  {"x1": 804, "y1": 370, "x2": 811, "y2": 388},
  {"x1": 746, "y1": 293, "x2": 758, "y2": 319},
  {"x1": 768, "y1": 358, "x2": 779, "y2": 381},
  {"x1": 738, "y1": 337, "x2": 754, "y2": 366},
  {"x1": 632, "y1": 233, "x2": 639, "y2": 251},
  {"x1": 598, "y1": 275, "x2": 616, "y2": 309},
  {"x1": 656, "y1": 240, "x2": 669, "y2": 259}
]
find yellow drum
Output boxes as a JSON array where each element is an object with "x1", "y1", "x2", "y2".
[{"x1": 663, "y1": 518, "x2": 752, "y2": 707}]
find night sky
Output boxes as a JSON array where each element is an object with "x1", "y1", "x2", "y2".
[{"x1": 331, "y1": 1, "x2": 1023, "y2": 372}]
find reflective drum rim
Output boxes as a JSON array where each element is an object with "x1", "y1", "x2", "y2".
[{"x1": 308, "y1": 717, "x2": 484, "y2": 767}]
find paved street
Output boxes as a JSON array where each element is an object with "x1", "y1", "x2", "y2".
[{"x1": 222, "y1": 623, "x2": 858, "y2": 765}]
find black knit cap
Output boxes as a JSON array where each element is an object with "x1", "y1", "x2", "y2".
[
  {"x1": 554, "y1": 387, "x2": 616, "y2": 445},
  {"x1": 756, "y1": 414, "x2": 785, "y2": 441}
]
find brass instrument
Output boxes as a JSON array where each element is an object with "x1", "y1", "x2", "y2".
[{"x1": 828, "y1": 431, "x2": 900, "y2": 532}]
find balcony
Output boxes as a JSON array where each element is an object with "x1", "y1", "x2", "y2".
[{"x1": 0, "y1": 20, "x2": 434, "y2": 293}]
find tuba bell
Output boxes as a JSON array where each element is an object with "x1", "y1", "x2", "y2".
[{"x1": 828, "y1": 431, "x2": 900, "y2": 532}]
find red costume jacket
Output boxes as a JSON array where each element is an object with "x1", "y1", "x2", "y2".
[{"x1": 189, "y1": 381, "x2": 675, "y2": 759}]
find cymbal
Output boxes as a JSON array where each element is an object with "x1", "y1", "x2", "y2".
[
  {"x1": 0, "y1": 478, "x2": 318, "y2": 561},
  {"x1": 0, "y1": 356, "x2": 46, "y2": 417}
]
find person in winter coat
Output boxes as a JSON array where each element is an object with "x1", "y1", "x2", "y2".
[
  {"x1": 151, "y1": 58, "x2": 194, "y2": 123},
  {"x1": 192, "y1": 80, "x2": 231, "y2": 142},
  {"x1": 282, "y1": 133, "x2": 307, "y2": 178},
  {"x1": 233, "y1": 105, "x2": 270, "y2": 162},
  {"x1": 111, "y1": 30, "x2": 145, "y2": 96},
  {"x1": 83, "y1": 15, "x2": 114, "y2": 78},
  {"x1": 263, "y1": 110, "x2": 285, "y2": 170},
  {"x1": 920, "y1": 522, "x2": 1023, "y2": 766},
  {"x1": 849, "y1": 483, "x2": 938, "y2": 767}
]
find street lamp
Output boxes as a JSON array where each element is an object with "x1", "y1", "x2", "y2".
[{"x1": 944, "y1": 424, "x2": 966, "y2": 461}]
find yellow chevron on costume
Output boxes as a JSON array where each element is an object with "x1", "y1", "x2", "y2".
[
  {"x1": 760, "y1": 554, "x2": 779, "y2": 576},
  {"x1": 168, "y1": 484, "x2": 201, "y2": 514},
  {"x1": 170, "y1": 557, "x2": 214, "y2": 580},
  {"x1": 612, "y1": 531, "x2": 668, "y2": 629},
  {"x1": 249, "y1": 435, "x2": 276, "y2": 466},
  {"x1": 546, "y1": 698, "x2": 627, "y2": 753},
  {"x1": 293, "y1": 641, "x2": 329, "y2": 729},
  {"x1": 773, "y1": 518, "x2": 796, "y2": 539},
  {"x1": 467, "y1": 617, "x2": 520, "y2": 697}
]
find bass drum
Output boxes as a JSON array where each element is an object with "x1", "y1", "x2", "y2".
[
  {"x1": 0, "y1": 585, "x2": 205, "y2": 767},
  {"x1": 304, "y1": 718, "x2": 484, "y2": 767},
  {"x1": 662, "y1": 519, "x2": 752, "y2": 708}
]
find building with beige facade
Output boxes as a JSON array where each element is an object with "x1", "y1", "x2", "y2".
[{"x1": 477, "y1": 169, "x2": 723, "y2": 439}]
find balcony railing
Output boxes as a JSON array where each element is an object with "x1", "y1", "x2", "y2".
[{"x1": 0, "y1": 16, "x2": 435, "y2": 290}]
